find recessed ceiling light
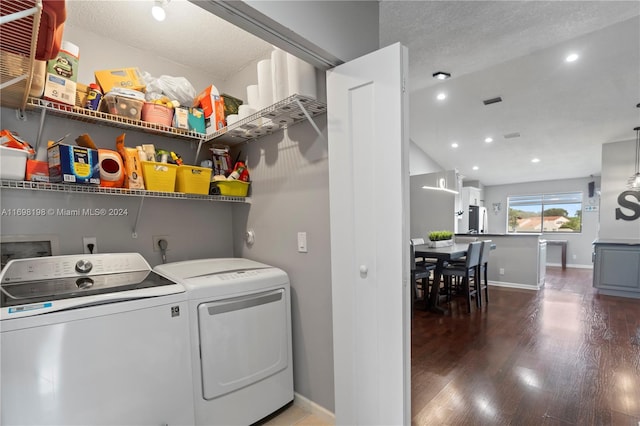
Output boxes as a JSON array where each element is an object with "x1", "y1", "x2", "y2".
[
  {"x1": 531, "y1": 158, "x2": 541, "y2": 163},
  {"x1": 451, "y1": 142, "x2": 459, "y2": 148},
  {"x1": 565, "y1": 53, "x2": 579, "y2": 62},
  {"x1": 472, "y1": 166, "x2": 479, "y2": 170},
  {"x1": 485, "y1": 137, "x2": 493, "y2": 143},
  {"x1": 432, "y1": 71, "x2": 451, "y2": 80},
  {"x1": 436, "y1": 93, "x2": 447, "y2": 101}
]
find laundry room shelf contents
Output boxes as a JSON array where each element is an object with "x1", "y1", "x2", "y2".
[{"x1": 0, "y1": 179, "x2": 250, "y2": 203}]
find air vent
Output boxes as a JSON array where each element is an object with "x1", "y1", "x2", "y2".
[
  {"x1": 504, "y1": 132, "x2": 521, "y2": 139},
  {"x1": 483, "y1": 96, "x2": 503, "y2": 105}
]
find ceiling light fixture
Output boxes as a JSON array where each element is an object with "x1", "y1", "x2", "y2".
[
  {"x1": 451, "y1": 142, "x2": 459, "y2": 148},
  {"x1": 432, "y1": 71, "x2": 451, "y2": 80},
  {"x1": 152, "y1": 0, "x2": 169, "y2": 21},
  {"x1": 485, "y1": 137, "x2": 493, "y2": 143},
  {"x1": 436, "y1": 92, "x2": 447, "y2": 101},
  {"x1": 565, "y1": 53, "x2": 579, "y2": 62},
  {"x1": 472, "y1": 166, "x2": 479, "y2": 171},
  {"x1": 628, "y1": 125, "x2": 640, "y2": 189},
  {"x1": 531, "y1": 158, "x2": 540, "y2": 163}
]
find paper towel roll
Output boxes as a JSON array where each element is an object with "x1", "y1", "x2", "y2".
[
  {"x1": 226, "y1": 114, "x2": 239, "y2": 126},
  {"x1": 257, "y1": 59, "x2": 273, "y2": 110},
  {"x1": 246, "y1": 85, "x2": 259, "y2": 109},
  {"x1": 286, "y1": 53, "x2": 317, "y2": 99},
  {"x1": 238, "y1": 105, "x2": 256, "y2": 120},
  {"x1": 271, "y1": 49, "x2": 288, "y2": 103}
]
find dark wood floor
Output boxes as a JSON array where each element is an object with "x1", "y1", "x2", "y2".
[{"x1": 411, "y1": 267, "x2": 640, "y2": 425}]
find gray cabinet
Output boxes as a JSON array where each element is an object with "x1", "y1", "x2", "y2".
[{"x1": 593, "y1": 240, "x2": 640, "y2": 298}]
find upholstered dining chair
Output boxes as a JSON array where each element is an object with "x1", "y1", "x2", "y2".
[
  {"x1": 477, "y1": 240, "x2": 492, "y2": 307},
  {"x1": 410, "y1": 240, "x2": 435, "y2": 313},
  {"x1": 441, "y1": 241, "x2": 482, "y2": 313}
]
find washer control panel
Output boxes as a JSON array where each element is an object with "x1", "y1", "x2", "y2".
[{"x1": 1, "y1": 253, "x2": 151, "y2": 283}]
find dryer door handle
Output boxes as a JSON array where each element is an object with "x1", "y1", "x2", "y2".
[{"x1": 204, "y1": 289, "x2": 284, "y2": 316}]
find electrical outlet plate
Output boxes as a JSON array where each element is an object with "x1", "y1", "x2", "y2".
[
  {"x1": 83, "y1": 237, "x2": 97, "y2": 254},
  {"x1": 153, "y1": 235, "x2": 169, "y2": 252}
]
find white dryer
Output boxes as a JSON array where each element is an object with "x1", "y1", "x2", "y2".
[{"x1": 154, "y1": 258, "x2": 294, "y2": 426}]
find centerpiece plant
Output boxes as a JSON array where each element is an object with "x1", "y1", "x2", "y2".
[{"x1": 427, "y1": 230, "x2": 454, "y2": 247}]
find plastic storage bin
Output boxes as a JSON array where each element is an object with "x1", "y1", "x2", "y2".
[
  {"x1": 216, "y1": 180, "x2": 250, "y2": 197},
  {"x1": 176, "y1": 165, "x2": 212, "y2": 195},
  {"x1": 0, "y1": 145, "x2": 29, "y2": 180},
  {"x1": 142, "y1": 103, "x2": 174, "y2": 126},
  {"x1": 104, "y1": 94, "x2": 144, "y2": 120},
  {"x1": 141, "y1": 161, "x2": 177, "y2": 192}
]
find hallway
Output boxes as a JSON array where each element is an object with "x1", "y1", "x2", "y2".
[{"x1": 411, "y1": 267, "x2": 640, "y2": 425}]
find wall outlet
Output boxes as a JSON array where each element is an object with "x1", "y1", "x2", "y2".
[
  {"x1": 153, "y1": 235, "x2": 170, "y2": 252},
  {"x1": 499, "y1": 268, "x2": 505, "y2": 275},
  {"x1": 572, "y1": 254, "x2": 577, "y2": 260},
  {"x1": 83, "y1": 237, "x2": 98, "y2": 254}
]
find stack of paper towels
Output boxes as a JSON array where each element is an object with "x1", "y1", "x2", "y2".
[{"x1": 249, "y1": 48, "x2": 317, "y2": 111}]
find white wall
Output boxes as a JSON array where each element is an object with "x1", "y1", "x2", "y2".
[
  {"x1": 409, "y1": 139, "x2": 443, "y2": 176},
  {"x1": 484, "y1": 177, "x2": 600, "y2": 268},
  {"x1": 599, "y1": 139, "x2": 640, "y2": 240},
  {"x1": 410, "y1": 170, "x2": 458, "y2": 240}
]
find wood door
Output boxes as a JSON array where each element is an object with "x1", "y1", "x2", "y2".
[{"x1": 327, "y1": 42, "x2": 410, "y2": 425}]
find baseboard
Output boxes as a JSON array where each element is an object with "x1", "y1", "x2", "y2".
[
  {"x1": 546, "y1": 262, "x2": 593, "y2": 269},
  {"x1": 293, "y1": 392, "x2": 335, "y2": 424},
  {"x1": 488, "y1": 281, "x2": 541, "y2": 290}
]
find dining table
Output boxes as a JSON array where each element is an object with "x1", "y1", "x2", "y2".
[{"x1": 414, "y1": 242, "x2": 495, "y2": 314}]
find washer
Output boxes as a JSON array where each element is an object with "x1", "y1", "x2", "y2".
[
  {"x1": 0, "y1": 253, "x2": 195, "y2": 426},
  {"x1": 154, "y1": 257, "x2": 294, "y2": 426}
]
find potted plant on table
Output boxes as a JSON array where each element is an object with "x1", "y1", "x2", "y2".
[{"x1": 427, "y1": 230, "x2": 454, "y2": 248}]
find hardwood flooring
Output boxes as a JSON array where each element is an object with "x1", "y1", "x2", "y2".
[{"x1": 411, "y1": 267, "x2": 640, "y2": 425}]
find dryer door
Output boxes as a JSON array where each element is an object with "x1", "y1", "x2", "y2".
[{"x1": 197, "y1": 288, "x2": 288, "y2": 400}]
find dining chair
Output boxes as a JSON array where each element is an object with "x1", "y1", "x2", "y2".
[
  {"x1": 410, "y1": 241, "x2": 435, "y2": 312},
  {"x1": 441, "y1": 241, "x2": 482, "y2": 313},
  {"x1": 477, "y1": 240, "x2": 492, "y2": 307}
]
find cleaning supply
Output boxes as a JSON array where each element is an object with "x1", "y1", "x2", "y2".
[{"x1": 116, "y1": 133, "x2": 145, "y2": 189}]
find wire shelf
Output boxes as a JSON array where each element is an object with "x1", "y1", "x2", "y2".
[
  {"x1": 26, "y1": 97, "x2": 207, "y2": 141},
  {"x1": 0, "y1": 180, "x2": 251, "y2": 203}
]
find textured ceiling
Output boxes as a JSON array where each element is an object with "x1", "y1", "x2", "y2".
[
  {"x1": 380, "y1": 1, "x2": 640, "y2": 185},
  {"x1": 66, "y1": 1, "x2": 640, "y2": 186}
]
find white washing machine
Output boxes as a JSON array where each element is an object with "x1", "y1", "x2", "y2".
[
  {"x1": 154, "y1": 258, "x2": 294, "y2": 426},
  {"x1": 0, "y1": 253, "x2": 195, "y2": 426}
]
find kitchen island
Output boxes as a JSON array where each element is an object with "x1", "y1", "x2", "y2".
[
  {"x1": 455, "y1": 233, "x2": 546, "y2": 289},
  {"x1": 592, "y1": 239, "x2": 640, "y2": 299}
]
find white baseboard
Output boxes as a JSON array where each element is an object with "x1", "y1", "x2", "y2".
[
  {"x1": 488, "y1": 281, "x2": 541, "y2": 290},
  {"x1": 294, "y1": 392, "x2": 335, "y2": 424},
  {"x1": 546, "y1": 262, "x2": 593, "y2": 269}
]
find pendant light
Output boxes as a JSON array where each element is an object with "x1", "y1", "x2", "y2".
[{"x1": 628, "y1": 125, "x2": 640, "y2": 189}]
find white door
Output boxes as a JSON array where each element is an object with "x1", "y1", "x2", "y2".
[{"x1": 327, "y1": 42, "x2": 410, "y2": 425}]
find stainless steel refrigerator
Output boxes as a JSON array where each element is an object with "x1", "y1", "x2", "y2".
[{"x1": 469, "y1": 205, "x2": 488, "y2": 234}]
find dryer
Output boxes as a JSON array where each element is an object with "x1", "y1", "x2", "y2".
[{"x1": 154, "y1": 258, "x2": 294, "y2": 426}]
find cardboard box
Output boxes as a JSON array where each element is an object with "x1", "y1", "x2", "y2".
[
  {"x1": 75, "y1": 82, "x2": 89, "y2": 107},
  {"x1": 95, "y1": 67, "x2": 145, "y2": 94},
  {"x1": 44, "y1": 41, "x2": 79, "y2": 106},
  {"x1": 47, "y1": 143, "x2": 100, "y2": 185},
  {"x1": 173, "y1": 107, "x2": 189, "y2": 130},
  {"x1": 194, "y1": 85, "x2": 225, "y2": 131},
  {"x1": 188, "y1": 108, "x2": 205, "y2": 133}
]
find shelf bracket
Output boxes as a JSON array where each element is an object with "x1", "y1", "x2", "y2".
[
  {"x1": 194, "y1": 138, "x2": 205, "y2": 165},
  {"x1": 131, "y1": 196, "x2": 145, "y2": 238},
  {"x1": 34, "y1": 107, "x2": 47, "y2": 154},
  {"x1": 294, "y1": 98, "x2": 326, "y2": 142},
  {"x1": 15, "y1": 107, "x2": 27, "y2": 121}
]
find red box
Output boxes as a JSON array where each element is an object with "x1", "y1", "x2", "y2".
[{"x1": 25, "y1": 159, "x2": 50, "y2": 182}]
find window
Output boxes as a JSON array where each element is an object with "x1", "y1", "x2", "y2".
[{"x1": 507, "y1": 192, "x2": 583, "y2": 233}]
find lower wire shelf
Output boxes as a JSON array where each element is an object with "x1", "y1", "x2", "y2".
[{"x1": 0, "y1": 179, "x2": 251, "y2": 203}]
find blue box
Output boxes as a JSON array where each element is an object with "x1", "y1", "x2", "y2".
[
  {"x1": 47, "y1": 143, "x2": 100, "y2": 184},
  {"x1": 188, "y1": 107, "x2": 206, "y2": 134}
]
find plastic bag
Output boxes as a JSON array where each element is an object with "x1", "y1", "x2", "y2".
[{"x1": 141, "y1": 71, "x2": 196, "y2": 106}]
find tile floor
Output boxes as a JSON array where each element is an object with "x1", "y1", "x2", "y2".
[{"x1": 259, "y1": 403, "x2": 334, "y2": 426}]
